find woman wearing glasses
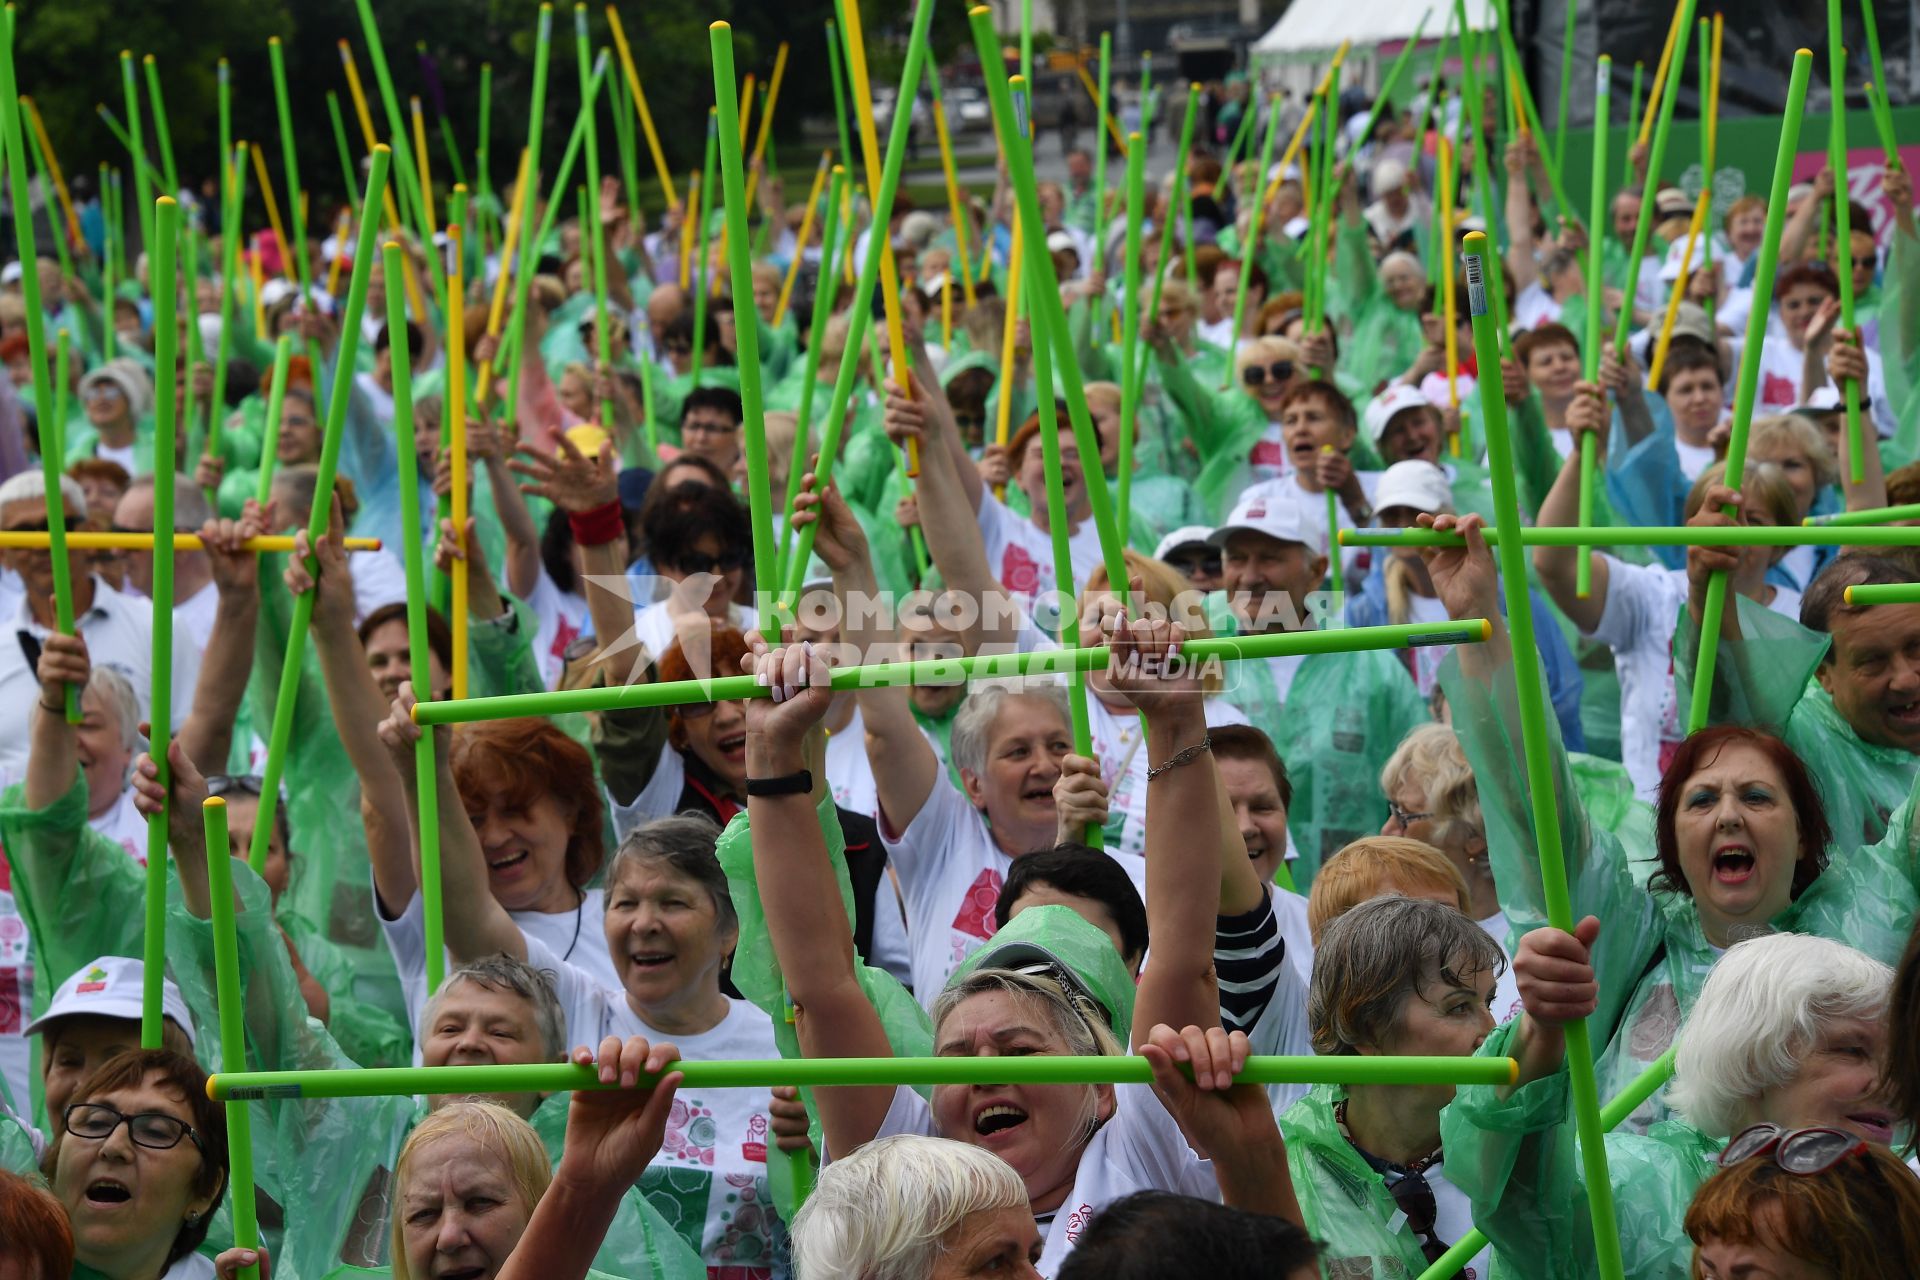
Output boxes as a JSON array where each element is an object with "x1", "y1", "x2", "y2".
[
  {"x1": 1442, "y1": 932, "x2": 1900, "y2": 1280},
  {"x1": 45, "y1": 1048, "x2": 228, "y2": 1280}
]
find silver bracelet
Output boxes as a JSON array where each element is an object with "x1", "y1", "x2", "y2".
[{"x1": 1146, "y1": 734, "x2": 1212, "y2": 782}]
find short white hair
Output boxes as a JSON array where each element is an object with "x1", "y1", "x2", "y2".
[
  {"x1": 1667, "y1": 933, "x2": 1893, "y2": 1137},
  {"x1": 0, "y1": 469, "x2": 86, "y2": 518},
  {"x1": 949, "y1": 678, "x2": 1071, "y2": 778},
  {"x1": 82, "y1": 664, "x2": 143, "y2": 752},
  {"x1": 790, "y1": 1135, "x2": 1028, "y2": 1280}
]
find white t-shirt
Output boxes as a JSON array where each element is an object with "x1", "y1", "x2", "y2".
[
  {"x1": 378, "y1": 888, "x2": 616, "y2": 1055},
  {"x1": 879, "y1": 771, "x2": 1147, "y2": 1003},
  {"x1": 1085, "y1": 695, "x2": 1248, "y2": 858},
  {"x1": 523, "y1": 935, "x2": 788, "y2": 1275},
  {"x1": 1513, "y1": 282, "x2": 1562, "y2": 331},
  {"x1": 175, "y1": 580, "x2": 220, "y2": 659},
  {"x1": 0, "y1": 886, "x2": 31, "y2": 1116},
  {"x1": 874, "y1": 1082, "x2": 1218, "y2": 1277},
  {"x1": 1479, "y1": 910, "x2": 1524, "y2": 1026},
  {"x1": 1430, "y1": 1165, "x2": 1492, "y2": 1279},
  {"x1": 976, "y1": 491, "x2": 1106, "y2": 620},
  {"x1": 1674, "y1": 438, "x2": 1716, "y2": 483},
  {"x1": 823, "y1": 702, "x2": 880, "y2": 818},
  {"x1": 96, "y1": 439, "x2": 138, "y2": 475},
  {"x1": 1590, "y1": 557, "x2": 1801, "y2": 800},
  {"x1": 89, "y1": 787, "x2": 147, "y2": 863},
  {"x1": 1749, "y1": 319, "x2": 1894, "y2": 437},
  {"x1": 1247, "y1": 421, "x2": 1290, "y2": 482},
  {"x1": 632, "y1": 598, "x2": 761, "y2": 666},
  {"x1": 522, "y1": 570, "x2": 590, "y2": 688}
]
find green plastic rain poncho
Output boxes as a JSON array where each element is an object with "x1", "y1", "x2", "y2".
[
  {"x1": 1442, "y1": 1020, "x2": 1721, "y2": 1280},
  {"x1": 1216, "y1": 640, "x2": 1428, "y2": 887},
  {"x1": 0, "y1": 1106, "x2": 34, "y2": 1174},
  {"x1": 1442, "y1": 647, "x2": 1920, "y2": 1134},
  {"x1": 1326, "y1": 214, "x2": 1428, "y2": 405},
  {"x1": 1675, "y1": 593, "x2": 1918, "y2": 851},
  {"x1": 1277, "y1": 1083, "x2": 1457, "y2": 1278}
]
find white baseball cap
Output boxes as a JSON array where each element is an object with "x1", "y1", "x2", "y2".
[
  {"x1": 24, "y1": 956, "x2": 198, "y2": 1046},
  {"x1": 1208, "y1": 493, "x2": 1322, "y2": 555},
  {"x1": 1154, "y1": 525, "x2": 1216, "y2": 561},
  {"x1": 1046, "y1": 230, "x2": 1079, "y2": 256},
  {"x1": 1363, "y1": 384, "x2": 1436, "y2": 443},
  {"x1": 1374, "y1": 460, "x2": 1454, "y2": 516}
]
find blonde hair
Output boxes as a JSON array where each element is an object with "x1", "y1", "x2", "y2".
[
  {"x1": 1747, "y1": 413, "x2": 1841, "y2": 492},
  {"x1": 1307, "y1": 836, "x2": 1472, "y2": 944},
  {"x1": 1232, "y1": 335, "x2": 1302, "y2": 380},
  {"x1": 790, "y1": 1136, "x2": 1028, "y2": 1280},
  {"x1": 1083, "y1": 380, "x2": 1121, "y2": 414},
  {"x1": 1684, "y1": 460, "x2": 1803, "y2": 528},
  {"x1": 390, "y1": 1101, "x2": 551, "y2": 1280},
  {"x1": 1380, "y1": 724, "x2": 1482, "y2": 855}
]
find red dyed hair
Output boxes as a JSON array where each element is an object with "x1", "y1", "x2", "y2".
[
  {"x1": 450, "y1": 718, "x2": 605, "y2": 889},
  {"x1": 0, "y1": 1169, "x2": 73, "y2": 1276},
  {"x1": 658, "y1": 627, "x2": 753, "y2": 745},
  {"x1": 1652, "y1": 725, "x2": 1830, "y2": 902}
]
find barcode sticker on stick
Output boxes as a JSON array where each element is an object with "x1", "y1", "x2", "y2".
[{"x1": 1464, "y1": 252, "x2": 1487, "y2": 316}]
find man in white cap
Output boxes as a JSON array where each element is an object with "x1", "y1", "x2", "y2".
[{"x1": 1207, "y1": 494, "x2": 1426, "y2": 884}]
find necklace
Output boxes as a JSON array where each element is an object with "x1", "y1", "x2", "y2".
[{"x1": 561, "y1": 887, "x2": 585, "y2": 962}]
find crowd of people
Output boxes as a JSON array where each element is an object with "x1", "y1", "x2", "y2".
[{"x1": 0, "y1": 31, "x2": 1918, "y2": 1280}]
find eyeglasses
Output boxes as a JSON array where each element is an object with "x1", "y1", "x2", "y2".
[
  {"x1": 682, "y1": 417, "x2": 740, "y2": 436},
  {"x1": 1382, "y1": 1165, "x2": 1450, "y2": 1264},
  {"x1": 207, "y1": 774, "x2": 266, "y2": 798},
  {"x1": 1386, "y1": 800, "x2": 1433, "y2": 827},
  {"x1": 64, "y1": 1102, "x2": 205, "y2": 1155},
  {"x1": 1718, "y1": 1124, "x2": 1869, "y2": 1175},
  {"x1": 671, "y1": 549, "x2": 746, "y2": 576},
  {"x1": 1242, "y1": 361, "x2": 1295, "y2": 388},
  {"x1": 83, "y1": 383, "x2": 126, "y2": 401}
]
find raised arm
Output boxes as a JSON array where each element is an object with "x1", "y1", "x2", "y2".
[
  {"x1": 376, "y1": 683, "x2": 527, "y2": 963},
  {"x1": 1503, "y1": 140, "x2": 1542, "y2": 294},
  {"x1": 1530, "y1": 382, "x2": 1612, "y2": 633},
  {"x1": 744, "y1": 633, "x2": 898, "y2": 1156},
  {"x1": 509, "y1": 434, "x2": 635, "y2": 679},
  {"x1": 1777, "y1": 165, "x2": 1834, "y2": 267},
  {"x1": 1825, "y1": 325, "x2": 1888, "y2": 514},
  {"x1": 25, "y1": 635, "x2": 89, "y2": 811},
  {"x1": 178, "y1": 504, "x2": 268, "y2": 771}
]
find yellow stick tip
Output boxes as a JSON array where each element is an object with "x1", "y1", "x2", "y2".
[
  {"x1": 374, "y1": 143, "x2": 391, "y2": 155},
  {"x1": 1463, "y1": 230, "x2": 1488, "y2": 249},
  {"x1": 409, "y1": 702, "x2": 424, "y2": 724},
  {"x1": 1796, "y1": 48, "x2": 1812, "y2": 57},
  {"x1": 710, "y1": 19, "x2": 729, "y2": 30},
  {"x1": 1845, "y1": 586, "x2": 1858, "y2": 605},
  {"x1": 1190, "y1": 81, "x2": 1202, "y2": 91},
  {"x1": 204, "y1": 796, "x2": 226, "y2": 810},
  {"x1": 1480, "y1": 617, "x2": 1494, "y2": 641},
  {"x1": 1504, "y1": 1056, "x2": 1520, "y2": 1084},
  {"x1": 144, "y1": 53, "x2": 156, "y2": 64},
  {"x1": 205, "y1": 1077, "x2": 219, "y2": 1101}
]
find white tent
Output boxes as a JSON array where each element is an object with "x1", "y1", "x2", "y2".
[{"x1": 1251, "y1": 0, "x2": 1495, "y2": 96}]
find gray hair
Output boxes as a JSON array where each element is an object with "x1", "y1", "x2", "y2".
[
  {"x1": 422, "y1": 953, "x2": 568, "y2": 1062},
  {"x1": 124, "y1": 473, "x2": 212, "y2": 532},
  {"x1": 1380, "y1": 723, "x2": 1482, "y2": 854},
  {"x1": 790, "y1": 1135, "x2": 1028, "y2": 1280},
  {"x1": 1307, "y1": 895, "x2": 1505, "y2": 1056},
  {"x1": 0, "y1": 469, "x2": 86, "y2": 518},
  {"x1": 609, "y1": 812, "x2": 735, "y2": 936},
  {"x1": 82, "y1": 665, "x2": 144, "y2": 753},
  {"x1": 1667, "y1": 934, "x2": 1892, "y2": 1137},
  {"x1": 949, "y1": 679, "x2": 1072, "y2": 779}
]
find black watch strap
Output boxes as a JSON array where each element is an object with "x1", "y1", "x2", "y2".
[{"x1": 745, "y1": 769, "x2": 813, "y2": 797}]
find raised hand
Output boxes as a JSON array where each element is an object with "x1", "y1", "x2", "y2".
[
  {"x1": 1513, "y1": 917, "x2": 1601, "y2": 1026},
  {"x1": 1053, "y1": 753, "x2": 1110, "y2": 845},
  {"x1": 554, "y1": 1036, "x2": 685, "y2": 1192},
  {"x1": 789, "y1": 472, "x2": 870, "y2": 574},
  {"x1": 508, "y1": 433, "x2": 618, "y2": 513},
  {"x1": 1827, "y1": 326, "x2": 1868, "y2": 388},
  {"x1": 743, "y1": 632, "x2": 834, "y2": 750},
  {"x1": 1418, "y1": 512, "x2": 1499, "y2": 622},
  {"x1": 34, "y1": 632, "x2": 90, "y2": 711},
  {"x1": 1098, "y1": 610, "x2": 1205, "y2": 719},
  {"x1": 201, "y1": 503, "x2": 266, "y2": 599}
]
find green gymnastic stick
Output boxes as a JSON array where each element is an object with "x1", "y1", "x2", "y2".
[
  {"x1": 1342, "y1": 524, "x2": 1920, "y2": 547},
  {"x1": 18, "y1": 110, "x2": 74, "y2": 289},
  {"x1": 144, "y1": 196, "x2": 181, "y2": 1050},
  {"x1": 249, "y1": 147, "x2": 393, "y2": 876},
  {"x1": 781, "y1": 0, "x2": 936, "y2": 606},
  {"x1": 1415, "y1": 1045, "x2": 1680, "y2": 1280},
  {"x1": 182, "y1": 224, "x2": 204, "y2": 469},
  {"x1": 210, "y1": 142, "x2": 248, "y2": 477},
  {"x1": 1486, "y1": 0, "x2": 1575, "y2": 225},
  {"x1": 1554, "y1": 0, "x2": 1578, "y2": 172},
  {"x1": 101, "y1": 161, "x2": 117, "y2": 360},
  {"x1": 383, "y1": 239, "x2": 445, "y2": 996},
  {"x1": 1216, "y1": 86, "x2": 1257, "y2": 205},
  {"x1": 975, "y1": 8, "x2": 1129, "y2": 603},
  {"x1": 712, "y1": 22, "x2": 780, "y2": 618},
  {"x1": 1807, "y1": 502, "x2": 1920, "y2": 526},
  {"x1": 1844, "y1": 584, "x2": 1920, "y2": 606},
  {"x1": 1622, "y1": 61, "x2": 1644, "y2": 188},
  {"x1": 1689, "y1": 50, "x2": 1813, "y2": 737},
  {"x1": 1140, "y1": 84, "x2": 1199, "y2": 383},
  {"x1": 1576, "y1": 58, "x2": 1612, "y2": 601},
  {"x1": 1086, "y1": 34, "x2": 1114, "y2": 304},
  {"x1": 578, "y1": 6, "x2": 615, "y2": 431},
  {"x1": 1461, "y1": 229, "x2": 1626, "y2": 1280},
  {"x1": 824, "y1": 20, "x2": 855, "y2": 193},
  {"x1": 776, "y1": 166, "x2": 846, "y2": 583},
  {"x1": 350, "y1": 0, "x2": 448, "y2": 306},
  {"x1": 501, "y1": 5, "x2": 556, "y2": 419},
  {"x1": 119, "y1": 52, "x2": 153, "y2": 259},
  {"x1": 51, "y1": 330, "x2": 68, "y2": 463},
  {"x1": 1827, "y1": 0, "x2": 1865, "y2": 487},
  {"x1": 210, "y1": 1051, "x2": 1521, "y2": 1101},
  {"x1": 217, "y1": 59, "x2": 232, "y2": 222},
  {"x1": 254, "y1": 336, "x2": 294, "y2": 507},
  {"x1": 1116, "y1": 133, "x2": 1145, "y2": 531},
  {"x1": 2, "y1": 30, "x2": 80, "y2": 723},
  {"x1": 690, "y1": 109, "x2": 718, "y2": 393},
  {"x1": 202, "y1": 799, "x2": 263, "y2": 1280},
  {"x1": 1449, "y1": 0, "x2": 1510, "y2": 352},
  {"x1": 1612, "y1": 0, "x2": 1696, "y2": 358},
  {"x1": 1858, "y1": 0, "x2": 1899, "y2": 161},
  {"x1": 142, "y1": 55, "x2": 178, "y2": 197},
  {"x1": 1340, "y1": 9, "x2": 1430, "y2": 171},
  {"x1": 327, "y1": 94, "x2": 359, "y2": 218},
  {"x1": 415, "y1": 618, "x2": 1490, "y2": 726},
  {"x1": 1139, "y1": 51, "x2": 1154, "y2": 136},
  {"x1": 96, "y1": 103, "x2": 166, "y2": 195},
  {"x1": 1223, "y1": 96, "x2": 1282, "y2": 384}
]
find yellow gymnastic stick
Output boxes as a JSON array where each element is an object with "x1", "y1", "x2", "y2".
[
  {"x1": 339, "y1": 40, "x2": 426, "y2": 320},
  {"x1": 447, "y1": 220, "x2": 470, "y2": 700},
  {"x1": 410, "y1": 97, "x2": 437, "y2": 237},
  {"x1": 605, "y1": 5, "x2": 679, "y2": 207},
  {"x1": 473, "y1": 147, "x2": 532, "y2": 415},
  {"x1": 680, "y1": 172, "x2": 700, "y2": 291},
  {"x1": 249, "y1": 142, "x2": 292, "y2": 275},
  {"x1": 773, "y1": 152, "x2": 830, "y2": 327},
  {"x1": 1638, "y1": 0, "x2": 1688, "y2": 149},
  {"x1": 742, "y1": 42, "x2": 790, "y2": 212},
  {"x1": 1264, "y1": 46, "x2": 1346, "y2": 205},
  {"x1": 1441, "y1": 136, "x2": 1460, "y2": 456},
  {"x1": 993, "y1": 211, "x2": 1024, "y2": 498},
  {"x1": 22, "y1": 97, "x2": 81, "y2": 253},
  {"x1": 0, "y1": 532, "x2": 384, "y2": 551}
]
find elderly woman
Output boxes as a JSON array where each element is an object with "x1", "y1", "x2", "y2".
[
  {"x1": 387, "y1": 677, "x2": 790, "y2": 1276},
  {"x1": 743, "y1": 616, "x2": 1301, "y2": 1274},
  {"x1": 44, "y1": 1049, "x2": 228, "y2": 1280},
  {"x1": 1279, "y1": 895, "x2": 1571, "y2": 1275},
  {"x1": 70, "y1": 359, "x2": 154, "y2": 472},
  {"x1": 1444, "y1": 932, "x2": 1900, "y2": 1279},
  {"x1": 1687, "y1": 1139, "x2": 1920, "y2": 1279},
  {"x1": 1154, "y1": 332, "x2": 1310, "y2": 500},
  {"x1": 1427, "y1": 511, "x2": 1920, "y2": 1129}
]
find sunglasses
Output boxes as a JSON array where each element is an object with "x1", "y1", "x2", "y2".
[
  {"x1": 65, "y1": 1101, "x2": 206, "y2": 1155},
  {"x1": 663, "y1": 338, "x2": 693, "y2": 355},
  {"x1": 1382, "y1": 1165, "x2": 1450, "y2": 1264},
  {"x1": 1242, "y1": 361, "x2": 1295, "y2": 388},
  {"x1": 672, "y1": 549, "x2": 747, "y2": 575},
  {"x1": 207, "y1": 774, "x2": 266, "y2": 798},
  {"x1": 1718, "y1": 1124, "x2": 1869, "y2": 1175},
  {"x1": 676, "y1": 695, "x2": 745, "y2": 721},
  {"x1": 1166, "y1": 552, "x2": 1222, "y2": 579}
]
